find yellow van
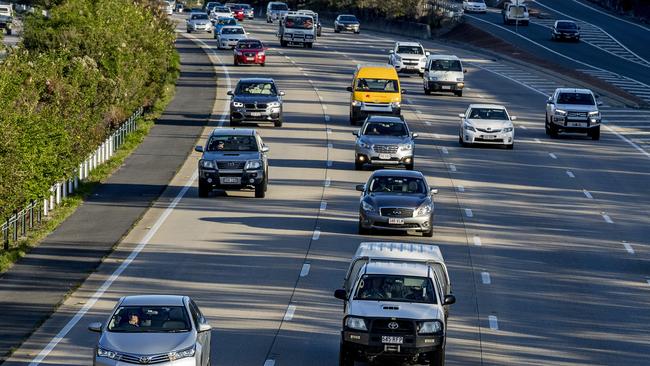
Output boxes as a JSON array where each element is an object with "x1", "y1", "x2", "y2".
[{"x1": 346, "y1": 63, "x2": 403, "y2": 125}]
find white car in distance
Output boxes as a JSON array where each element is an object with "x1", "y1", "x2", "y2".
[
  {"x1": 459, "y1": 104, "x2": 515, "y2": 149},
  {"x1": 211, "y1": 6, "x2": 233, "y2": 22},
  {"x1": 463, "y1": 0, "x2": 487, "y2": 13},
  {"x1": 217, "y1": 25, "x2": 248, "y2": 49},
  {"x1": 388, "y1": 42, "x2": 429, "y2": 75}
]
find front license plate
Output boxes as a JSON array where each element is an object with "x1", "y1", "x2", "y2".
[
  {"x1": 382, "y1": 336, "x2": 404, "y2": 344},
  {"x1": 246, "y1": 57, "x2": 254, "y2": 61},
  {"x1": 379, "y1": 154, "x2": 391, "y2": 160},
  {"x1": 441, "y1": 85, "x2": 451, "y2": 90},
  {"x1": 388, "y1": 218, "x2": 405, "y2": 225},
  {"x1": 250, "y1": 112, "x2": 262, "y2": 117},
  {"x1": 481, "y1": 135, "x2": 496, "y2": 140},
  {"x1": 220, "y1": 177, "x2": 240, "y2": 184},
  {"x1": 568, "y1": 122, "x2": 587, "y2": 127}
]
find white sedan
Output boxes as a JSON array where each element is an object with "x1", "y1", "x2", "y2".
[
  {"x1": 458, "y1": 104, "x2": 515, "y2": 149},
  {"x1": 463, "y1": 0, "x2": 487, "y2": 13},
  {"x1": 216, "y1": 26, "x2": 247, "y2": 49},
  {"x1": 210, "y1": 6, "x2": 233, "y2": 22}
]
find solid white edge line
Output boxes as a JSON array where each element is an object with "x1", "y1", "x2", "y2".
[
  {"x1": 324, "y1": 178, "x2": 331, "y2": 187},
  {"x1": 488, "y1": 315, "x2": 499, "y2": 330},
  {"x1": 583, "y1": 189, "x2": 593, "y2": 199},
  {"x1": 324, "y1": 115, "x2": 331, "y2": 122},
  {"x1": 465, "y1": 208, "x2": 473, "y2": 218},
  {"x1": 534, "y1": 138, "x2": 541, "y2": 143},
  {"x1": 603, "y1": 125, "x2": 650, "y2": 159},
  {"x1": 327, "y1": 160, "x2": 332, "y2": 167},
  {"x1": 622, "y1": 241, "x2": 634, "y2": 255},
  {"x1": 481, "y1": 272, "x2": 491, "y2": 284},
  {"x1": 473, "y1": 235, "x2": 481, "y2": 246},
  {"x1": 425, "y1": 121, "x2": 432, "y2": 126},
  {"x1": 29, "y1": 34, "x2": 231, "y2": 366},
  {"x1": 300, "y1": 263, "x2": 311, "y2": 277},
  {"x1": 283, "y1": 305, "x2": 296, "y2": 321}
]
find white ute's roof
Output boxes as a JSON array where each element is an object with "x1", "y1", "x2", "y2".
[{"x1": 353, "y1": 242, "x2": 445, "y2": 264}]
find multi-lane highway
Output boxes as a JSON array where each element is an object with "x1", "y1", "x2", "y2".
[{"x1": 4, "y1": 10, "x2": 650, "y2": 366}]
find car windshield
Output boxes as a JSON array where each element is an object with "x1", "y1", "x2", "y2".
[
  {"x1": 557, "y1": 21, "x2": 577, "y2": 29},
  {"x1": 191, "y1": 13, "x2": 209, "y2": 20},
  {"x1": 429, "y1": 59, "x2": 462, "y2": 71},
  {"x1": 355, "y1": 78, "x2": 398, "y2": 92},
  {"x1": 340, "y1": 15, "x2": 358, "y2": 22},
  {"x1": 236, "y1": 82, "x2": 277, "y2": 95},
  {"x1": 271, "y1": 3, "x2": 288, "y2": 10},
  {"x1": 219, "y1": 18, "x2": 237, "y2": 25},
  {"x1": 468, "y1": 108, "x2": 509, "y2": 120},
  {"x1": 557, "y1": 92, "x2": 595, "y2": 105},
  {"x1": 284, "y1": 16, "x2": 314, "y2": 29},
  {"x1": 397, "y1": 46, "x2": 424, "y2": 55},
  {"x1": 363, "y1": 122, "x2": 408, "y2": 136},
  {"x1": 368, "y1": 176, "x2": 426, "y2": 194},
  {"x1": 215, "y1": 6, "x2": 230, "y2": 12},
  {"x1": 470, "y1": 0, "x2": 485, "y2": 3},
  {"x1": 206, "y1": 135, "x2": 258, "y2": 152},
  {"x1": 107, "y1": 306, "x2": 191, "y2": 333},
  {"x1": 239, "y1": 4, "x2": 251, "y2": 9},
  {"x1": 237, "y1": 41, "x2": 262, "y2": 49},
  {"x1": 222, "y1": 27, "x2": 244, "y2": 34},
  {"x1": 354, "y1": 275, "x2": 436, "y2": 303}
]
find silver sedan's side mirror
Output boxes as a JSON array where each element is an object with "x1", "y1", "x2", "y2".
[
  {"x1": 198, "y1": 323, "x2": 212, "y2": 333},
  {"x1": 88, "y1": 322, "x2": 102, "y2": 333},
  {"x1": 458, "y1": 113, "x2": 465, "y2": 119},
  {"x1": 511, "y1": 116, "x2": 518, "y2": 121}
]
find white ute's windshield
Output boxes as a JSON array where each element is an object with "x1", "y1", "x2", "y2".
[{"x1": 354, "y1": 274, "x2": 437, "y2": 303}]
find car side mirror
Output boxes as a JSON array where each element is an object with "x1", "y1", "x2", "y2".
[
  {"x1": 88, "y1": 322, "x2": 102, "y2": 333},
  {"x1": 443, "y1": 294, "x2": 456, "y2": 305},
  {"x1": 346, "y1": 86, "x2": 353, "y2": 92},
  {"x1": 463, "y1": 69, "x2": 468, "y2": 73},
  {"x1": 279, "y1": 91, "x2": 286, "y2": 96},
  {"x1": 334, "y1": 289, "x2": 347, "y2": 300},
  {"x1": 458, "y1": 113, "x2": 465, "y2": 118},
  {"x1": 352, "y1": 130, "x2": 359, "y2": 137},
  {"x1": 597, "y1": 101, "x2": 603, "y2": 106},
  {"x1": 511, "y1": 116, "x2": 517, "y2": 121},
  {"x1": 198, "y1": 323, "x2": 212, "y2": 332},
  {"x1": 194, "y1": 145, "x2": 204, "y2": 153},
  {"x1": 355, "y1": 184, "x2": 365, "y2": 192},
  {"x1": 430, "y1": 188, "x2": 438, "y2": 195},
  {"x1": 547, "y1": 98, "x2": 554, "y2": 104},
  {"x1": 261, "y1": 146, "x2": 270, "y2": 153},
  {"x1": 412, "y1": 132, "x2": 419, "y2": 138},
  {"x1": 226, "y1": 90, "x2": 233, "y2": 96},
  {"x1": 401, "y1": 89, "x2": 407, "y2": 94},
  {"x1": 425, "y1": 51, "x2": 430, "y2": 56}
]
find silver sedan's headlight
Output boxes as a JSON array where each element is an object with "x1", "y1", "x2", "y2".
[
  {"x1": 200, "y1": 159, "x2": 215, "y2": 169},
  {"x1": 169, "y1": 346, "x2": 196, "y2": 361},
  {"x1": 97, "y1": 347, "x2": 119, "y2": 360},
  {"x1": 418, "y1": 320, "x2": 442, "y2": 334},
  {"x1": 268, "y1": 101, "x2": 281, "y2": 108},
  {"x1": 416, "y1": 202, "x2": 432, "y2": 216},
  {"x1": 345, "y1": 317, "x2": 367, "y2": 331},
  {"x1": 358, "y1": 141, "x2": 371, "y2": 149},
  {"x1": 554, "y1": 109, "x2": 567, "y2": 116},
  {"x1": 245, "y1": 160, "x2": 262, "y2": 170},
  {"x1": 361, "y1": 200, "x2": 374, "y2": 212}
]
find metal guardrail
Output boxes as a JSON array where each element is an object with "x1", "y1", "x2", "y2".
[{"x1": 1, "y1": 106, "x2": 144, "y2": 251}]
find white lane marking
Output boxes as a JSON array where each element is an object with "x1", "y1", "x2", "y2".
[
  {"x1": 602, "y1": 213, "x2": 614, "y2": 224},
  {"x1": 465, "y1": 208, "x2": 473, "y2": 218},
  {"x1": 432, "y1": 133, "x2": 440, "y2": 139},
  {"x1": 425, "y1": 121, "x2": 432, "y2": 126},
  {"x1": 308, "y1": 79, "x2": 314, "y2": 84},
  {"x1": 320, "y1": 201, "x2": 327, "y2": 211},
  {"x1": 28, "y1": 34, "x2": 230, "y2": 366},
  {"x1": 549, "y1": 153, "x2": 557, "y2": 159},
  {"x1": 327, "y1": 160, "x2": 332, "y2": 167},
  {"x1": 324, "y1": 115, "x2": 330, "y2": 122},
  {"x1": 264, "y1": 360, "x2": 276, "y2": 366},
  {"x1": 312, "y1": 230, "x2": 321, "y2": 240},
  {"x1": 488, "y1": 315, "x2": 499, "y2": 330},
  {"x1": 583, "y1": 189, "x2": 593, "y2": 199},
  {"x1": 324, "y1": 178, "x2": 331, "y2": 187},
  {"x1": 603, "y1": 125, "x2": 650, "y2": 159},
  {"x1": 473, "y1": 235, "x2": 482, "y2": 246},
  {"x1": 457, "y1": 185, "x2": 465, "y2": 192},
  {"x1": 481, "y1": 272, "x2": 491, "y2": 284},
  {"x1": 416, "y1": 110, "x2": 422, "y2": 114},
  {"x1": 646, "y1": 279, "x2": 650, "y2": 287},
  {"x1": 283, "y1": 305, "x2": 296, "y2": 321},
  {"x1": 322, "y1": 105, "x2": 328, "y2": 110},
  {"x1": 449, "y1": 164, "x2": 457, "y2": 172},
  {"x1": 318, "y1": 95, "x2": 323, "y2": 101},
  {"x1": 441, "y1": 147, "x2": 449, "y2": 154},
  {"x1": 285, "y1": 55, "x2": 291, "y2": 60},
  {"x1": 326, "y1": 128, "x2": 332, "y2": 134},
  {"x1": 534, "y1": 138, "x2": 541, "y2": 143},
  {"x1": 327, "y1": 143, "x2": 333, "y2": 149},
  {"x1": 300, "y1": 263, "x2": 311, "y2": 277},
  {"x1": 566, "y1": 170, "x2": 575, "y2": 178},
  {"x1": 520, "y1": 125, "x2": 528, "y2": 130},
  {"x1": 405, "y1": 98, "x2": 412, "y2": 104},
  {"x1": 622, "y1": 241, "x2": 635, "y2": 254}
]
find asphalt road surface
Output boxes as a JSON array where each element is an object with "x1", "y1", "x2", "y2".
[{"x1": 4, "y1": 14, "x2": 650, "y2": 366}]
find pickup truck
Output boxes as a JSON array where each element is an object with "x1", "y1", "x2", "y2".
[
  {"x1": 278, "y1": 12, "x2": 316, "y2": 48},
  {"x1": 502, "y1": 1, "x2": 529, "y2": 25},
  {"x1": 0, "y1": 4, "x2": 13, "y2": 35},
  {"x1": 334, "y1": 242, "x2": 455, "y2": 366}
]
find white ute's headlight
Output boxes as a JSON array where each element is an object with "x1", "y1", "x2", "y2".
[
  {"x1": 554, "y1": 109, "x2": 567, "y2": 116},
  {"x1": 345, "y1": 317, "x2": 367, "y2": 331},
  {"x1": 399, "y1": 143, "x2": 412, "y2": 151},
  {"x1": 418, "y1": 320, "x2": 442, "y2": 334}
]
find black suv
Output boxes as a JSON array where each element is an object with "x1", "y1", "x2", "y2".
[
  {"x1": 551, "y1": 20, "x2": 580, "y2": 42},
  {"x1": 195, "y1": 128, "x2": 270, "y2": 198},
  {"x1": 228, "y1": 78, "x2": 285, "y2": 127}
]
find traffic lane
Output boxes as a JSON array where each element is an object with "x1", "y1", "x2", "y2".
[
  {"x1": 536, "y1": 0, "x2": 650, "y2": 61},
  {"x1": 464, "y1": 13, "x2": 650, "y2": 85}
]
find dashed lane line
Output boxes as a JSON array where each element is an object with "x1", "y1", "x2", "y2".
[
  {"x1": 300, "y1": 263, "x2": 311, "y2": 277},
  {"x1": 283, "y1": 305, "x2": 297, "y2": 321},
  {"x1": 488, "y1": 315, "x2": 499, "y2": 330},
  {"x1": 481, "y1": 272, "x2": 491, "y2": 285},
  {"x1": 622, "y1": 241, "x2": 635, "y2": 255},
  {"x1": 583, "y1": 189, "x2": 593, "y2": 199},
  {"x1": 602, "y1": 213, "x2": 614, "y2": 224},
  {"x1": 465, "y1": 208, "x2": 474, "y2": 218},
  {"x1": 567, "y1": 170, "x2": 575, "y2": 178},
  {"x1": 473, "y1": 235, "x2": 482, "y2": 246}
]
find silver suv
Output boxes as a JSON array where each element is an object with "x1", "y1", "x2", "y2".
[
  {"x1": 195, "y1": 128, "x2": 270, "y2": 198},
  {"x1": 353, "y1": 116, "x2": 417, "y2": 170},
  {"x1": 545, "y1": 88, "x2": 602, "y2": 140}
]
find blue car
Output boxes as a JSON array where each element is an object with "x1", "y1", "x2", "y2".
[{"x1": 214, "y1": 17, "x2": 238, "y2": 38}]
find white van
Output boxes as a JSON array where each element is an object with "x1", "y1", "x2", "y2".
[{"x1": 422, "y1": 55, "x2": 466, "y2": 97}]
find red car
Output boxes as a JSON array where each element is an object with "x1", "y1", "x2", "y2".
[
  {"x1": 230, "y1": 5, "x2": 245, "y2": 21},
  {"x1": 233, "y1": 39, "x2": 266, "y2": 66}
]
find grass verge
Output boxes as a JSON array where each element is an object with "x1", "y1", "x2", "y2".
[{"x1": 0, "y1": 54, "x2": 180, "y2": 274}]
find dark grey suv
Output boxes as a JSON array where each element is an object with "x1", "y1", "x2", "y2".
[
  {"x1": 228, "y1": 78, "x2": 284, "y2": 127},
  {"x1": 195, "y1": 128, "x2": 270, "y2": 198}
]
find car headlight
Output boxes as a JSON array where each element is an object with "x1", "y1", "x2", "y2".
[
  {"x1": 200, "y1": 159, "x2": 215, "y2": 169},
  {"x1": 399, "y1": 143, "x2": 412, "y2": 151},
  {"x1": 429, "y1": 76, "x2": 438, "y2": 81},
  {"x1": 358, "y1": 141, "x2": 371, "y2": 149},
  {"x1": 503, "y1": 126, "x2": 514, "y2": 132},
  {"x1": 352, "y1": 100, "x2": 361, "y2": 107},
  {"x1": 244, "y1": 160, "x2": 262, "y2": 170},
  {"x1": 394, "y1": 54, "x2": 402, "y2": 61},
  {"x1": 390, "y1": 102, "x2": 401, "y2": 108},
  {"x1": 416, "y1": 202, "x2": 432, "y2": 216},
  {"x1": 463, "y1": 122, "x2": 476, "y2": 132},
  {"x1": 418, "y1": 320, "x2": 443, "y2": 334},
  {"x1": 169, "y1": 346, "x2": 196, "y2": 361},
  {"x1": 588, "y1": 111, "x2": 600, "y2": 117},
  {"x1": 97, "y1": 347, "x2": 119, "y2": 360},
  {"x1": 233, "y1": 101, "x2": 244, "y2": 108},
  {"x1": 345, "y1": 316, "x2": 368, "y2": 331},
  {"x1": 361, "y1": 200, "x2": 374, "y2": 213},
  {"x1": 554, "y1": 109, "x2": 567, "y2": 116},
  {"x1": 268, "y1": 101, "x2": 281, "y2": 108}
]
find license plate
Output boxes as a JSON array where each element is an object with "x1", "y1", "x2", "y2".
[
  {"x1": 482, "y1": 135, "x2": 496, "y2": 140},
  {"x1": 388, "y1": 218, "x2": 405, "y2": 225},
  {"x1": 379, "y1": 154, "x2": 391, "y2": 160},
  {"x1": 441, "y1": 85, "x2": 451, "y2": 90},
  {"x1": 250, "y1": 112, "x2": 262, "y2": 117},
  {"x1": 382, "y1": 336, "x2": 404, "y2": 344},
  {"x1": 220, "y1": 177, "x2": 240, "y2": 184},
  {"x1": 246, "y1": 57, "x2": 254, "y2": 61},
  {"x1": 568, "y1": 122, "x2": 587, "y2": 127}
]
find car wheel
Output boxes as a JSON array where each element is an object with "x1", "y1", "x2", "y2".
[
  {"x1": 454, "y1": 90, "x2": 463, "y2": 97},
  {"x1": 230, "y1": 118, "x2": 240, "y2": 127},
  {"x1": 354, "y1": 159, "x2": 363, "y2": 171},
  {"x1": 234, "y1": 58, "x2": 239, "y2": 66},
  {"x1": 334, "y1": 27, "x2": 340, "y2": 33},
  {"x1": 261, "y1": 62, "x2": 265, "y2": 67},
  {"x1": 506, "y1": 142, "x2": 514, "y2": 150},
  {"x1": 549, "y1": 121, "x2": 559, "y2": 138},
  {"x1": 423, "y1": 226, "x2": 433, "y2": 238},
  {"x1": 424, "y1": 86, "x2": 431, "y2": 95},
  {"x1": 429, "y1": 347, "x2": 445, "y2": 366},
  {"x1": 6, "y1": 29, "x2": 11, "y2": 36},
  {"x1": 590, "y1": 126, "x2": 600, "y2": 140},
  {"x1": 280, "y1": 40, "x2": 287, "y2": 47},
  {"x1": 187, "y1": 28, "x2": 192, "y2": 33},
  {"x1": 459, "y1": 133, "x2": 468, "y2": 147},
  {"x1": 354, "y1": 31, "x2": 360, "y2": 34},
  {"x1": 405, "y1": 161, "x2": 414, "y2": 170},
  {"x1": 349, "y1": 112, "x2": 357, "y2": 125},
  {"x1": 545, "y1": 114, "x2": 551, "y2": 135},
  {"x1": 274, "y1": 120, "x2": 283, "y2": 127},
  {"x1": 255, "y1": 179, "x2": 266, "y2": 198},
  {"x1": 198, "y1": 181, "x2": 210, "y2": 198},
  {"x1": 358, "y1": 219, "x2": 370, "y2": 235}
]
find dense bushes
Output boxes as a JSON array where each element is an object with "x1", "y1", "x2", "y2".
[{"x1": 0, "y1": 0, "x2": 178, "y2": 219}]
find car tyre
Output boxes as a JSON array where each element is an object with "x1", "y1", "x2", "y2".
[
  {"x1": 255, "y1": 179, "x2": 267, "y2": 198},
  {"x1": 6, "y1": 29, "x2": 11, "y2": 36},
  {"x1": 230, "y1": 118, "x2": 240, "y2": 127},
  {"x1": 545, "y1": 114, "x2": 551, "y2": 135},
  {"x1": 459, "y1": 134, "x2": 468, "y2": 147},
  {"x1": 424, "y1": 86, "x2": 431, "y2": 95},
  {"x1": 590, "y1": 126, "x2": 600, "y2": 140},
  {"x1": 405, "y1": 161, "x2": 414, "y2": 170},
  {"x1": 549, "y1": 121, "x2": 559, "y2": 138},
  {"x1": 354, "y1": 30, "x2": 360, "y2": 34},
  {"x1": 506, "y1": 142, "x2": 514, "y2": 150},
  {"x1": 198, "y1": 181, "x2": 210, "y2": 198},
  {"x1": 280, "y1": 40, "x2": 287, "y2": 47},
  {"x1": 354, "y1": 160, "x2": 363, "y2": 171},
  {"x1": 234, "y1": 58, "x2": 239, "y2": 66},
  {"x1": 454, "y1": 90, "x2": 463, "y2": 97},
  {"x1": 358, "y1": 220, "x2": 370, "y2": 236},
  {"x1": 274, "y1": 120, "x2": 283, "y2": 127},
  {"x1": 261, "y1": 62, "x2": 266, "y2": 67},
  {"x1": 423, "y1": 226, "x2": 433, "y2": 238},
  {"x1": 334, "y1": 27, "x2": 340, "y2": 33},
  {"x1": 429, "y1": 347, "x2": 445, "y2": 366},
  {"x1": 187, "y1": 28, "x2": 192, "y2": 33}
]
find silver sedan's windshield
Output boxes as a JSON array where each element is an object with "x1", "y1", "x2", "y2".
[
  {"x1": 368, "y1": 176, "x2": 426, "y2": 194},
  {"x1": 354, "y1": 275, "x2": 436, "y2": 303},
  {"x1": 107, "y1": 306, "x2": 191, "y2": 333}
]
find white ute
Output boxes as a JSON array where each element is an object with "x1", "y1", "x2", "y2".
[
  {"x1": 334, "y1": 242, "x2": 455, "y2": 366},
  {"x1": 389, "y1": 42, "x2": 430, "y2": 75}
]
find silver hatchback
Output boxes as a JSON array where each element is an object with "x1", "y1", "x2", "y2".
[
  {"x1": 353, "y1": 116, "x2": 418, "y2": 170},
  {"x1": 89, "y1": 295, "x2": 212, "y2": 366}
]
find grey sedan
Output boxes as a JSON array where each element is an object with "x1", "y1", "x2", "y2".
[
  {"x1": 89, "y1": 295, "x2": 212, "y2": 366},
  {"x1": 357, "y1": 170, "x2": 437, "y2": 237}
]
